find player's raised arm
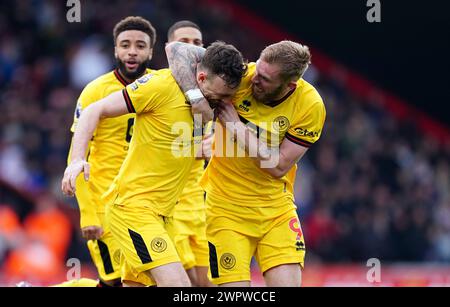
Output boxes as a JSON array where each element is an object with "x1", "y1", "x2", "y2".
[
  {"x1": 61, "y1": 90, "x2": 129, "y2": 196},
  {"x1": 165, "y1": 41, "x2": 213, "y2": 124}
]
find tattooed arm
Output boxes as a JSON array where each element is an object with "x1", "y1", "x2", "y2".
[{"x1": 165, "y1": 42, "x2": 213, "y2": 124}]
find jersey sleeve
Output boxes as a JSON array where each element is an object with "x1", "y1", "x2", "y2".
[
  {"x1": 68, "y1": 82, "x2": 97, "y2": 160},
  {"x1": 70, "y1": 82, "x2": 102, "y2": 133},
  {"x1": 66, "y1": 138, "x2": 97, "y2": 227},
  {"x1": 286, "y1": 98, "x2": 326, "y2": 148},
  {"x1": 75, "y1": 173, "x2": 101, "y2": 228},
  {"x1": 122, "y1": 73, "x2": 167, "y2": 114}
]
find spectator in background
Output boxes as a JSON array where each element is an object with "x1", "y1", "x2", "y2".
[
  {"x1": 1, "y1": 2, "x2": 450, "y2": 283},
  {"x1": 1, "y1": 196, "x2": 71, "y2": 285},
  {"x1": 69, "y1": 37, "x2": 110, "y2": 89},
  {"x1": 64, "y1": 16, "x2": 157, "y2": 287}
]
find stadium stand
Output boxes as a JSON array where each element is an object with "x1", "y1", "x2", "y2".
[{"x1": 0, "y1": 0, "x2": 449, "y2": 286}]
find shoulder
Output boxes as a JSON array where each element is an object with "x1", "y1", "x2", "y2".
[
  {"x1": 79, "y1": 71, "x2": 116, "y2": 102},
  {"x1": 298, "y1": 79, "x2": 323, "y2": 102},
  {"x1": 85, "y1": 70, "x2": 116, "y2": 90},
  {"x1": 233, "y1": 62, "x2": 256, "y2": 98},
  {"x1": 246, "y1": 62, "x2": 256, "y2": 76},
  {"x1": 296, "y1": 79, "x2": 325, "y2": 113},
  {"x1": 241, "y1": 62, "x2": 256, "y2": 85},
  {"x1": 125, "y1": 69, "x2": 184, "y2": 114},
  {"x1": 132, "y1": 69, "x2": 176, "y2": 91}
]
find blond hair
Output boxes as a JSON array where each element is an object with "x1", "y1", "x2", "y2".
[{"x1": 260, "y1": 40, "x2": 311, "y2": 81}]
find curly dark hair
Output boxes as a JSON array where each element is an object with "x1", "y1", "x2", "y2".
[
  {"x1": 200, "y1": 41, "x2": 247, "y2": 89},
  {"x1": 113, "y1": 16, "x2": 157, "y2": 48}
]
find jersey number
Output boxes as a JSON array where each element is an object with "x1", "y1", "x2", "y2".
[{"x1": 126, "y1": 118, "x2": 134, "y2": 143}]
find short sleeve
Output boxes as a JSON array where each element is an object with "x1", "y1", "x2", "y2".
[
  {"x1": 122, "y1": 73, "x2": 164, "y2": 114},
  {"x1": 286, "y1": 99, "x2": 326, "y2": 148},
  {"x1": 70, "y1": 82, "x2": 101, "y2": 133}
]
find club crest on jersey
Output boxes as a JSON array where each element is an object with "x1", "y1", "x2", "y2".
[{"x1": 272, "y1": 116, "x2": 290, "y2": 133}]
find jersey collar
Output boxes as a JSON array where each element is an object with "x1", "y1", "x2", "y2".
[
  {"x1": 265, "y1": 87, "x2": 296, "y2": 108},
  {"x1": 114, "y1": 69, "x2": 132, "y2": 86},
  {"x1": 114, "y1": 68, "x2": 153, "y2": 87}
]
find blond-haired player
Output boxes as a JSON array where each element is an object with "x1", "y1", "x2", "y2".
[
  {"x1": 167, "y1": 40, "x2": 326, "y2": 286},
  {"x1": 62, "y1": 41, "x2": 247, "y2": 287}
]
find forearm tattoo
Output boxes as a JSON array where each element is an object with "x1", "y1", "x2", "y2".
[{"x1": 166, "y1": 42, "x2": 205, "y2": 102}]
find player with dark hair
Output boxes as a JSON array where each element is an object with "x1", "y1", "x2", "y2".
[
  {"x1": 165, "y1": 21, "x2": 215, "y2": 287},
  {"x1": 167, "y1": 20, "x2": 203, "y2": 47},
  {"x1": 166, "y1": 40, "x2": 326, "y2": 287},
  {"x1": 63, "y1": 16, "x2": 156, "y2": 287},
  {"x1": 62, "y1": 41, "x2": 247, "y2": 287},
  {"x1": 112, "y1": 16, "x2": 157, "y2": 80}
]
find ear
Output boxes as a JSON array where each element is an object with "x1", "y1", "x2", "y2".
[
  {"x1": 197, "y1": 71, "x2": 207, "y2": 83},
  {"x1": 114, "y1": 46, "x2": 118, "y2": 59},
  {"x1": 148, "y1": 48, "x2": 153, "y2": 61}
]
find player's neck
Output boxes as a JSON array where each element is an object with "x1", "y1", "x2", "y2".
[
  {"x1": 266, "y1": 87, "x2": 295, "y2": 107},
  {"x1": 274, "y1": 87, "x2": 293, "y2": 101},
  {"x1": 117, "y1": 68, "x2": 145, "y2": 84}
]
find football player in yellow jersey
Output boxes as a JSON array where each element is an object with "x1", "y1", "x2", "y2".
[
  {"x1": 61, "y1": 42, "x2": 247, "y2": 287},
  {"x1": 167, "y1": 40, "x2": 326, "y2": 286},
  {"x1": 66, "y1": 16, "x2": 156, "y2": 287},
  {"x1": 166, "y1": 21, "x2": 214, "y2": 287}
]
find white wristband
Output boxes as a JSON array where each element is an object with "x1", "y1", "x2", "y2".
[{"x1": 185, "y1": 88, "x2": 204, "y2": 101}]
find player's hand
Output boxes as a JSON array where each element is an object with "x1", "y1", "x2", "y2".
[
  {"x1": 61, "y1": 159, "x2": 90, "y2": 196},
  {"x1": 201, "y1": 133, "x2": 213, "y2": 159},
  {"x1": 216, "y1": 101, "x2": 239, "y2": 126},
  {"x1": 191, "y1": 98, "x2": 214, "y2": 124},
  {"x1": 81, "y1": 226, "x2": 104, "y2": 240}
]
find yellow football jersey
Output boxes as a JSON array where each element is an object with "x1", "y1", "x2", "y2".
[
  {"x1": 104, "y1": 69, "x2": 195, "y2": 217},
  {"x1": 69, "y1": 69, "x2": 152, "y2": 228},
  {"x1": 174, "y1": 121, "x2": 213, "y2": 219},
  {"x1": 200, "y1": 62, "x2": 326, "y2": 206},
  {"x1": 175, "y1": 159, "x2": 205, "y2": 214}
]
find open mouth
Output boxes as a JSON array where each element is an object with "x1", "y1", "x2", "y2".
[{"x1": 125, "y1": 60, "x2": 138, "y2": 70}]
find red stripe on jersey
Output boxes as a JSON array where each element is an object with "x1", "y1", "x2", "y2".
[
  {"x1": 114, "y1": 69, "x2": 130, "y2": 86},
  {"x1": 122, "y1": 89, "x2": 136, "y2": 113},
  {"x1": 285, "y1": 133, "x2": 313, "y2": 148}
]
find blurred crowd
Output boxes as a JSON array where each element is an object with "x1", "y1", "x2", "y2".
[
  {"x1": 0, "y1": 0, "x2": 449, "y2": 283},
  {"x1": 298, "y1": 76, "x2": 450, "y2": 263}
]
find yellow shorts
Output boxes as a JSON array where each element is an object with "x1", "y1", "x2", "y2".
[
  {"x1": 170, "y1": 207, "x2": 209, "y2": 270},
  {"x1": 107, "y1": 202, "x2": 180, "y2": 286},
  {"x1": 205, "y1": 193, "x2": 306, "y2": 285},
  {"x1": 87, "y1": 211, "x2": 121, "y2": 282},
  {"x1": 120, "y1": 254, "x2": 156, "y2": 286}
]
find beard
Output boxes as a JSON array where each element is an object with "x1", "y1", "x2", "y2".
[
  {"x1": 116, "y1": 58, "x2": 151, "y2": 81},
  {"x1": 252, "y1": 83, "x2": 285, "y2": 103}
]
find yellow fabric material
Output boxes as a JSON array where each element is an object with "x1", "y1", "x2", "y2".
[{"x1": 201, "y1": 62, "x2": 326, "y2": 206}]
